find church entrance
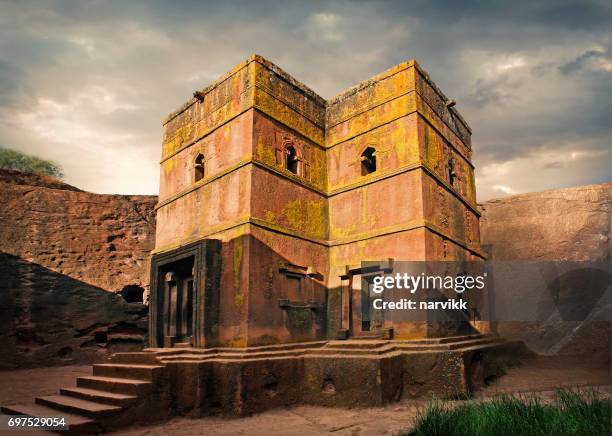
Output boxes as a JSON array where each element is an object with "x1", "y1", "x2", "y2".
[
  {"x1": 149, "y1": 240, "x2": 221, "y2": 349},
  {"x1": 160, "y1": 256, "x2": 194, "y2": 347},
  {"x1": 339, "y1": 262, "x2": 392, "y2": 339},
  {"x1": 349, "y1": 272, "x2": 384, "y2": 336}
]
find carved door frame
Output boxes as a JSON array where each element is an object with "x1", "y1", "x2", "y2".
[
  {"x1": 149, "y1": 240, "x2": 221, "y2": 348},
  {"x1": 339, "y1": 261, "x2": 393, "y2": 339}
]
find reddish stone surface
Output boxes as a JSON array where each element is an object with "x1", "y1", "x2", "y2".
[
  {"x1": 0, "y1": 168, "x2": 157, "y2": 293},
  {"x1": 479, "y1": 183, "x2": 611, "y2": 360},
  {"x1": 480, "y1": 183, "x2": 610, "y2": 262},
  {"x1": 0, "y1": 169, "x2": 156, "y2": 368}
]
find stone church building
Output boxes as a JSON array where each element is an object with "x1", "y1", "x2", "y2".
[{"x1": 150, "y1": 55, "x2": 486, "y2": 349}]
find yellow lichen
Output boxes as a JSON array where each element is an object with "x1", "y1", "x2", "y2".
[
  {"x1": 234, "y1": 293, "x2": 244, "y2": 308},
  {"x1": 265, "y1": 210, "x2": 276, "y2": 223},
  {"x1": 233, "y1": 240, "x2": 243, "y2": 291},
  {"x1": 284, "y1": 199, "x2": 303, "y2": 230},
  {"x1": 256, "y1": 140, "x2": 276, "y2": 166},
  {"x1": 283, "y1": 199, "x2": 326, "y2": 239}
]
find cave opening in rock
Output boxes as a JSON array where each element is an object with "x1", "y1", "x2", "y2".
[{"x1": 120, "y1": 284, "x2": 145, "y2": 303}]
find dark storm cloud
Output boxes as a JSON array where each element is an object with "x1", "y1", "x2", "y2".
[{"x1": 0, "y1": 0, "x2": 610, "y2": 199}]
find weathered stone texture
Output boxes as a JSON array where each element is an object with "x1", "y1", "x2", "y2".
[
  {"x1": 480, "y1": 183, "x2": 610, "y2": 261},
  {"x1": 0, "y1": 168, "x2": 157, "y2": 292},
  {"x1": 0, "y1": 253, "x2": 149, "y2": 369},
  {"x1": 479, "y1": 183, "x2": 611, "y2": 360},
  {"x1": 0, "y1": 169, "x2": 157, "y2": 368}
]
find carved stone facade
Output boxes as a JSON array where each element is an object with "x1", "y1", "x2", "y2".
[{"x1": 151, "y1": 55, "x2": 486, "y2": 348}]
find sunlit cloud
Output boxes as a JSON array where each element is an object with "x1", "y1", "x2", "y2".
[
  {"x1": 495, "y1": 56, "x2": 527, "y2": 72},
  {"x1": 492, "y1": 185, "x2": 517, "y2": 195},
  {"x1": 308, "y1": 12, "x2": 344, "y2": 41}
]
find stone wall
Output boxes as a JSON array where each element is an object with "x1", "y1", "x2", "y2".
[
  {"x1": 0, "y1": 169, "x2": 157, "y2": 368},
  {"x1": 480, "y1": 183, "x2": 610, "y2": 262},
  {"x1": 0, "y1": 169, "x2": 157, "y2": 293},
  {"x1": 479, "y1": 183, "x2": 611, "y2": 360}
]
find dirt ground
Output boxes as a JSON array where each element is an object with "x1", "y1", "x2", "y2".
[
  {"x1": 0, "y1": 356, "x2": 609, "y2": 436},
  {"x1": 477, "y1": 355, "x2": 611, "y2": 397}
]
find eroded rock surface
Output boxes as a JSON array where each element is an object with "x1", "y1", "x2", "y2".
[
  {"x1": 0, "y1": 169, "x2": 157, "y2": 368},
  {"x1": 480, "y1": 183, "x2": 610, "y2": 261},
  {"x1": 0, "y1": 169, "x2": 157, "y2": 292},
  {"x1": 479, "y1": 183, "x2": 611, "y2": 360}
]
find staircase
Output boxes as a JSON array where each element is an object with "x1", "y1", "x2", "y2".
[{"x1": 1, "y1": 355, "x2": 167, "y2": 434}]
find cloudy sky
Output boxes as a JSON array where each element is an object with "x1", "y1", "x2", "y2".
[{"x1": 1, "y1": 0, "x2": 610, "y2": 201}]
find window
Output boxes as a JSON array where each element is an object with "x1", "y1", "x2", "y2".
[
  {"x1": 448, "y1": 158, "x2": 457, "y2": 186},
  {"x1": 361, "y1": 147, "x2": 377, "y2": 175},
  {"x1": 286, "y1": 145, "x2": 298, "y2": 174},
  {"x1": 194, "y1": 153, "x2": 205, "y2": 182}
]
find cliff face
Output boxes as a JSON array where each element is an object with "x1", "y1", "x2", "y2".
[
  {"x1": 479, "y1": 183, "x2": 611, "y2": 360},
  {"x1": 0, "y1": 168, "x2": 157, "y2": 293},
  {"x1": 480, "y1": 183, "x2": 610, "y2": 262},
  {"x1": 0, "y1": 169, "x2": 157, "y2": 368}
]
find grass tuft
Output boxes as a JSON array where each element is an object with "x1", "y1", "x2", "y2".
[{"x1": 407, "y1": 389, "x2": 611, "y2": 436}]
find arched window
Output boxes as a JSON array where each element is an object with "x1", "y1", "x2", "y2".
[
  {"x1": 194, "y1": 153, "x2": 205, "y2": 182},
  {"x1": 286, "y1": 145, "x2": 299, "y2": 175},
  {"x1": 361, "y1": 147, "x2": 377, "y2": 175}
]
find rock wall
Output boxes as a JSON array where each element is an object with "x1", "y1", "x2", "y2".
[
  {"x1": 0, "y1": 169, "x2": 157, "y2": 368},
  {"x1": 0, "y1": 253, "x2": 149, "y2": 369},
  {"x1": 479, "y1": 183, "x2": 611, "y2": 360},
  {"x1": 0, "y1": 169, "x2": 157, "y2": 293},
  {"x1": 480, "y1": 183, "x2": 610, "y2": 262}
]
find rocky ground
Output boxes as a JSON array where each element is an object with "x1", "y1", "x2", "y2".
[{"x1": 0, "y1": 356, "x2": 609, "y2": 436}]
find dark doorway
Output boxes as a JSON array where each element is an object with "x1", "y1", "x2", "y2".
[
  {"x1": 349, "y1": 272, "x2": 384, "y2": 337},
  {"x1": 160, "y1": 256, "x2": 195, "y2": 347},
  {"x1": 149, "y1": 240, "x2": 221, "y2": 349}
]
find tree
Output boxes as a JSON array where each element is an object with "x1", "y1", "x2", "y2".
[{"x1": 0, "y1": 147, "x2": 64, "y2": 179}]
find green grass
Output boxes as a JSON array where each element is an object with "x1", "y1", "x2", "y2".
[{"x1": 407, "y1": 389, "x2": 611, "y2": 436}]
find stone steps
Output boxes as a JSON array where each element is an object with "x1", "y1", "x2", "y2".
[
  {"x1": 156, "y1": 335, "x2": 499, "y2": 362},
  {"x1": 302, "y1": 341, "x2": 507, "y2": 359},
  {"x1": 110, "y1": 352, "x2": 161, "y2": 364},
  {"x1": 435, "y1": 334, "x2": 485, "y2": 344},
  {"x1": 158, "y1": 349, "x2": 304, "y2": 362},
  {"x1": 325, "y1": 333, "x2": 485, "y2": 349},
  {"x1": 60, "y1": 387, "x2": 137, "y2": 407},
  {"x1": 1, "y1": 403, "x2": 101, "y2": 434},
  {"x1": 146, "y1": 340, "x2": 328, "y2": 357},
  {"x1": 77, "y1": 375, "x2": 152, "y2": 396},
  {"x1": 35, "y1": 395, "x2": 123, "y2": 419},
  {"x1": 392, "y1": 336, "x2": 500, "y2": 352},
  {"x1": 92, "y1": 363, "x2": 164, "y2": 381},
  {"x1": 314, "y1": 337, "x2": 503, "y2": 357},
  {"x1": 0, "y1": 336, "x2": 510, "y2": 433},
  {"x1": 0, "y1": 359, "x2": 166, "y2": 434}
]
